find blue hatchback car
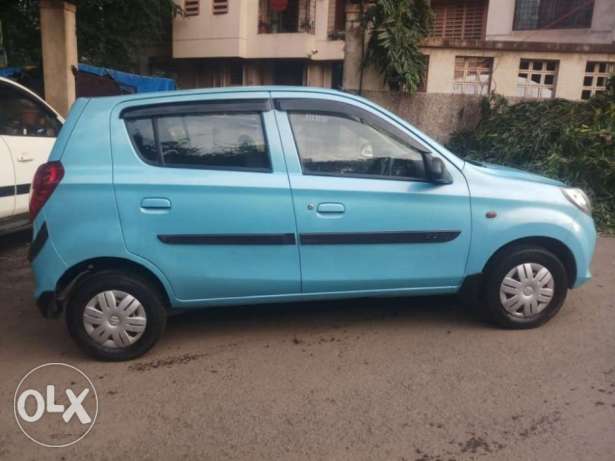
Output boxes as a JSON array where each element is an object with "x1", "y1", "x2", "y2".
[{"x1": 29, "y1": 87, "x2": 596, "y2": 360}]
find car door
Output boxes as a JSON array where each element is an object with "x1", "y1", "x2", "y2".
[
  {"x1": 273, "y1": 92, "x2": 471, "y2": 294},
  {"x1": 0, "y1": 82, "x2": 62, "y2": 215},
  {"x1": 0, "y1": 137, "x2": 15, "y2": 220},
  {"x1": 111, "y1": 94, "x2": 301, "y2": 302}
]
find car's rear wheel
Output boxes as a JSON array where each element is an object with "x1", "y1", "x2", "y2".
[
  {"x1": 482, "y1": 245, "x2": 568, "y2": 328},
  {"x1": 65, "y1": 270, "x2": 167, "y2": 361}
]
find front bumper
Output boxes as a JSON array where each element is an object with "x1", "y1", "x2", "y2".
[{"x1": 567, "y1": 212, "x2": 597, "y2": 289}]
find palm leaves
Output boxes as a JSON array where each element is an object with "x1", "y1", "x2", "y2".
[{"x1": 363, "y1": 0, "x2": 433, "y2": 93}]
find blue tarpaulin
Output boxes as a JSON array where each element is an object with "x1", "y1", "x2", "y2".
[
  {"x1": 78, "y1": 63, "x2": 175, "y2": 93},
  {"x1": 0, "y1": 67, "x2": 22, "y2": 78}
]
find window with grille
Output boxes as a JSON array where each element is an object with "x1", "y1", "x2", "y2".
[
  {"x1": 430, "y1": 0, "x2": 487, "y2": 40},
  {"x1": 184, "y1": 0, "x2": 199, "y2": 16},
  {"x1": 212, "y1": 0, "x2": 228, "y2": 15},
  {"x1": 516, "y1": 59, "x2": 559, "y2": 99},
  {"x1": 513, "y1": 0, "x2": 594, "y2": 30},
  {"x1": 453, "y1": 56, "x2": 493, "y2": 95},
  {"x1": 581, "y1": 62, "x2": 615, "y2": 100}
]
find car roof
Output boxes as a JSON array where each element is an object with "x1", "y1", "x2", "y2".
[
  {"x1": 80, "y1": 85, "x2": 361, "y2": 105},
  {"x1": 68, "y1": 85, "x2": 464, "y2": 170},
  {"x1": 0, "y1": 76, "x2": 64, "y2": 122}
]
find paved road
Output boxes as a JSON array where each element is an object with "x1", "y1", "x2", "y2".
[{"x1": 1, "y1": 231, "x2": 614, "y2": 460}]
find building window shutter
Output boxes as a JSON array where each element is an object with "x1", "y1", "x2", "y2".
[
  {"x1": 212, "y1": 0, "x2": 229, "y2": 15},
  {"x1": 184, "y1": 0, "x2": 200, "y2": 16},
  {"x1": 431, "y1": 0, "x2": 487, "y2": 40}
]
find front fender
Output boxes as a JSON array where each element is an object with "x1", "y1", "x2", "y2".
[{"x1": 465, "y1": 205, "x2": 594, "y2": 287}]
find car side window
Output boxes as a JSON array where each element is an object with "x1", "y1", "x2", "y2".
[
  {"x1": 125, "y1": 112, "x2": 271, "y2": 171},
  {"x1": 288, "y1": 111, "x2": 427, "y2": 181},
  {"x1": 0, "y1": 84, "x2": 61, "y2": 137},
  {"x1": 125, "y1": 118, "x2": 159, "y2": 163}
]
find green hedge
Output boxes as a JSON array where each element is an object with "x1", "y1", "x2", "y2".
[{"x1": 447, "y1": 83, "x2": 615, "y2": 232}]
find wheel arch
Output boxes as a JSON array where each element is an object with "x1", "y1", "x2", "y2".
[
  {"x1": 56, "y1": 257, "x2": 173, "y2": 309},
  {"x1": 483, "y1": 236, "x2": 577, "y2": 288}
]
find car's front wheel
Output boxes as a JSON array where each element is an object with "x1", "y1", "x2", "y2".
[
  {"x1": 482, "y1": 245, "x2": 568, "y2": 328},
  {"x1": 65, "y1": 270, "x2": 167, "y2": 361}
]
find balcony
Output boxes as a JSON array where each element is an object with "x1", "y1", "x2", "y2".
[
  {"x1": 173, "y1": 0, "x2": 344, "y2": 61},
  {"x1": 258, "y1": 0, "x2": 315, "y2": 34}
]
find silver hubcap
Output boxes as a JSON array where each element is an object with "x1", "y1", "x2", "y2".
[
  {"x1": 83, "y1": 290, "x2": 147, "y2": 348},
  {"x1": 499, "y1": 263, "x2": 554, "y2": 317}
]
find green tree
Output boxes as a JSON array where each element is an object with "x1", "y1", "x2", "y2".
[
  {"x1": 0, "y1": 1, "x2": 41, "y2": 67},
  {"x1": 0, "y1": 0, "x2": 180, "y2": 71},
  {"x1": 363, "y1": 0, "x2": 433, "y2": 93}
]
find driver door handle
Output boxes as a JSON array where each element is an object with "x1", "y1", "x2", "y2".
[{"x1": 141, "y1": 197, "x2": 172, "y2": 210}]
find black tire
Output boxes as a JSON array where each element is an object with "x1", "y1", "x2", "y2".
[
  {"x1": 65, "y1": 270, "x2": 167, "y2": 361},
  {"x1": 482, "y1": 245, "x2": 568, "y2": 329}
]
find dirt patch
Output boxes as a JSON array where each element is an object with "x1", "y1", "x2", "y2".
[{"x1": 129, "y1": 352, "x2": 207, "y2": 372}]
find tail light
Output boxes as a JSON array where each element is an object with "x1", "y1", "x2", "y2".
[{"x1": 29, "y1": 161, "x2": 64, "y2": 221}]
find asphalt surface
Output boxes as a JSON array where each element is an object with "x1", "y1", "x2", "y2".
[{"x1": 0, "y1": 231, "x2": 614, "y2": 460}]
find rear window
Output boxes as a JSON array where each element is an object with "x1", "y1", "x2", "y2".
[{"x1": 125, "y1": 112, "x2": 271, "y2": 172}]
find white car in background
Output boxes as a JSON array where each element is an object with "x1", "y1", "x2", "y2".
[{"x1": 0, "y1": 76, "x2": 63, "y2": 235}]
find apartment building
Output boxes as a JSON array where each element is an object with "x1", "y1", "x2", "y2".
[
  {"x1": 171, "y1": 0, "x2": 615, "y2": 102},
  {"x1": 417, "y1": 0, "x2": 615, "y2": 101},
  {"x1": 172, "y1": 0, "x2": 346, "y2": 89}
]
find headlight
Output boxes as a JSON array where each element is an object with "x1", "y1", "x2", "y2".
[{"x1": 562, "y1": 188, "x2": 591, "y2": 215}]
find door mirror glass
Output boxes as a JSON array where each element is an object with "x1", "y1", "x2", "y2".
[{"x1": 425, "y1": 154, "x2": 452, "y2": 184}]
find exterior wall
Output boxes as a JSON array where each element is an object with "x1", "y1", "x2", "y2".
[
  {"x1": 363, "y1": 91, "x2": 484, "y2": 144},
  {"x1": 173, "y1": 0, "x2": 344, "y2": 61},
  {"x1": 486, "y1": 0, "x2": 615, "y2": 44},
  {"x1": 421, "y1": 47, "x2": 615, "y2": 101}
]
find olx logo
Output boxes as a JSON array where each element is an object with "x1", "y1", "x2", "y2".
[
  {"x1": 14, "y1": 363, "x2": 98, "y2": 447},
  {"x1": 16, "y1": 385, "x2": 92, "y2": 424}
]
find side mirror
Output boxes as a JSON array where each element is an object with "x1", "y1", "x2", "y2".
[{"x1": 425, "y1": 154, "x2": 452, "y2": 184}]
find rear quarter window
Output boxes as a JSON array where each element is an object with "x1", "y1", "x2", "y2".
[{"x1": 125, "y1": 118, "x2": 158, "y2": 163}]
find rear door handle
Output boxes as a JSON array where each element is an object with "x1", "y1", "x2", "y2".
[
  {"x1": 317, "y1": 202, "x2": 345, "y2": 214},
  {"x1": 17, "y1": 154, "x2": 34, "y2": 163},
  {"x1": 141, "y1": 198, "x2": 172, "y2": 210}
]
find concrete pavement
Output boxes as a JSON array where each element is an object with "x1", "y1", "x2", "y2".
[{"x1": 1, "y1": 231, "x2": 614, "y2": 460}]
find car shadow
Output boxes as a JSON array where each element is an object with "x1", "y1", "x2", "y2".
[
  {"x1": 0, "y1": 229, "x2": 31, "y2": 253},
  {"x1": 163, "y1": 294, "x2": 486, "y2": 344}
]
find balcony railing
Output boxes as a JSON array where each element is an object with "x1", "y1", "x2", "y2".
[{"x1": 258, "y1": 0, "x2": 315, "y2": 34}]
